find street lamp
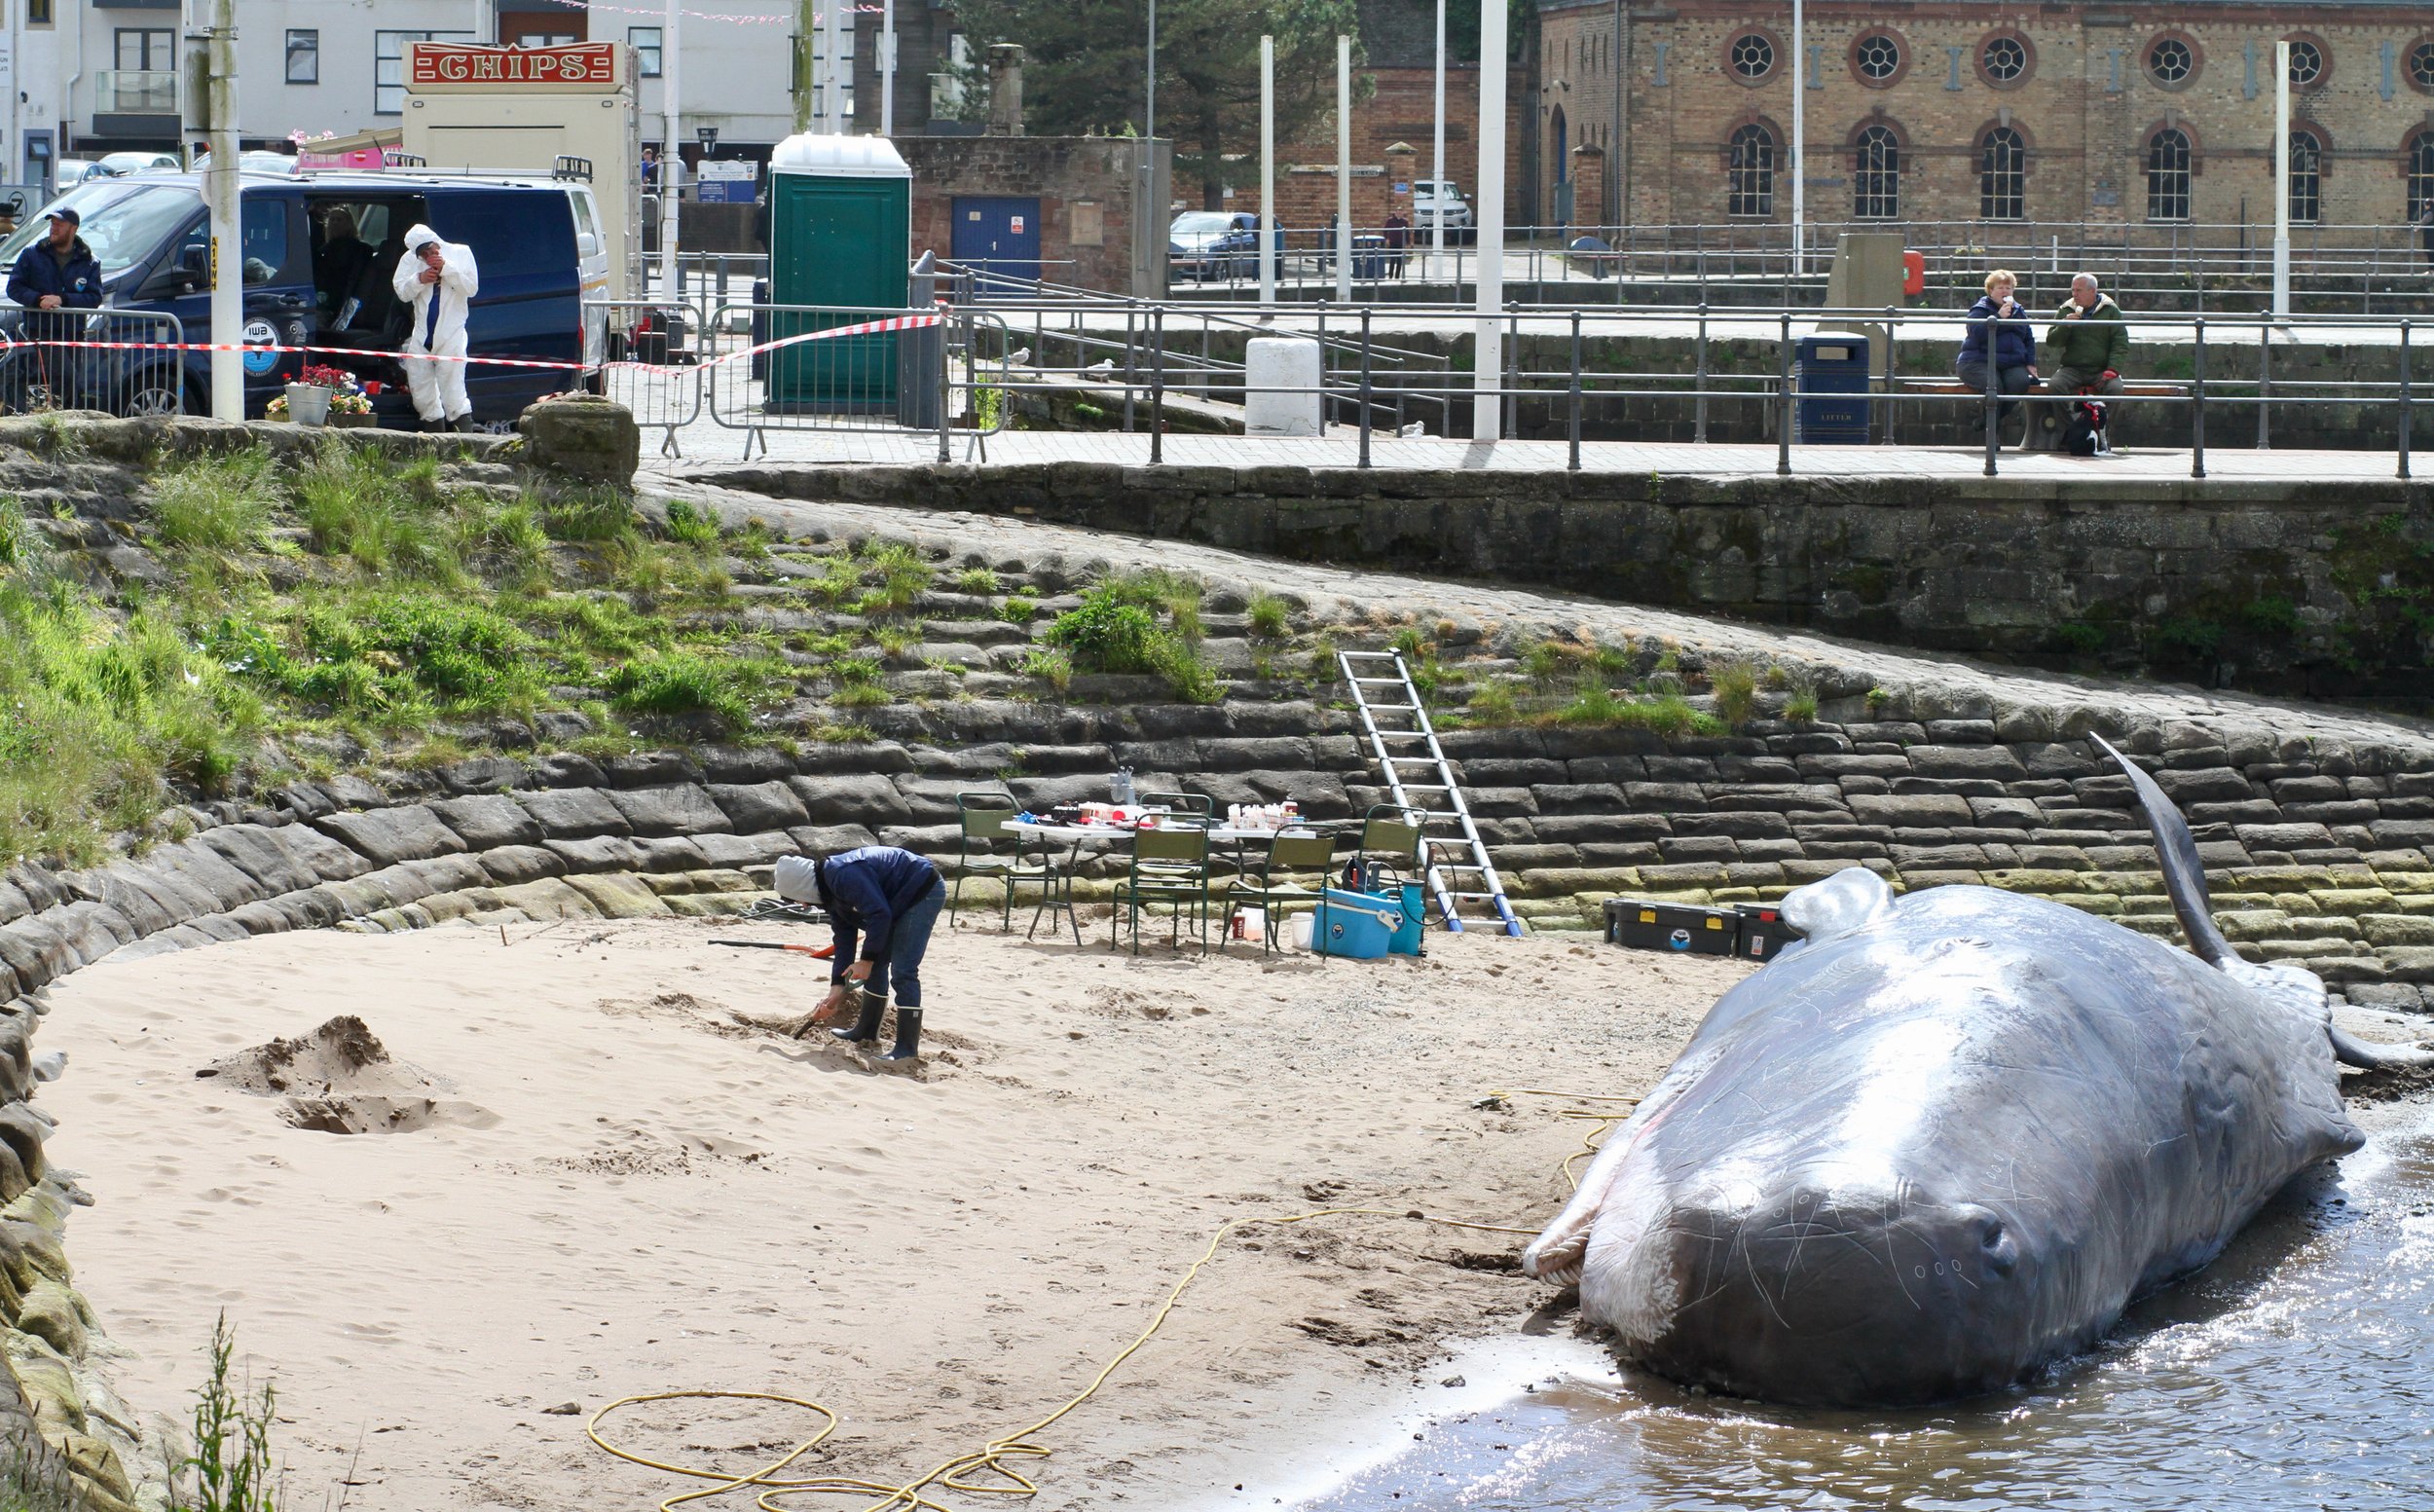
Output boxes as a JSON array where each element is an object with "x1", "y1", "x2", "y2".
[{"x1": 696, "y1": 125, "x2": 719, "y2": 153}]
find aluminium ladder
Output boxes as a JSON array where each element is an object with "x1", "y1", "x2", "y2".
[{"x1": 1338, "y1": 649, "x2": 1524, "y2": 937}]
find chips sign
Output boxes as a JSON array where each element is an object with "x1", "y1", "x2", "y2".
[{"x1": 408, "y1": 42, "x2": 619, "y2": 90}]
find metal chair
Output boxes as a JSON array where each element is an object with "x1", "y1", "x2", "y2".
[
  {"x1": 1139, "y1": 790, "x2": 1215, "y2": 818},
  {"x1": 951, "y1": 793, "x2": 1058, "y2": 932},
  {"x1": 1224, "y1": 830, "x2": 1341, "y2": 955},
  {"x1": 1355, "y1": 804, "x2": 1426, "y2": 882},
  {"x1": 1112, "y1": 821, "x2": 1212, "y2": 955}
]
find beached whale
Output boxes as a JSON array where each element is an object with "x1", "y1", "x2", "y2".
[{"x1": 1524, "y1": 736, "x2": 2433, "y2": 1406}]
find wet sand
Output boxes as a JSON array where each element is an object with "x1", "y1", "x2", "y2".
[{"x1": 40, "y1": 913, "x2": 1747, "y2": 1511}]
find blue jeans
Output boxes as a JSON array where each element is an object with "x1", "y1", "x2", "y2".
[{"x1": 864, "y1": 876, "x2": 945, "y2": 1008}]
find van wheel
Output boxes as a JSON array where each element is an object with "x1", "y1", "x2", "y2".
[{"x1": 121, "y1": 370, "x2": 190, "y2": 417}]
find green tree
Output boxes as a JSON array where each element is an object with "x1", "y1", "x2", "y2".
[{"x1": 950, "y1": 0, "x2": 1366, "y2": 209}]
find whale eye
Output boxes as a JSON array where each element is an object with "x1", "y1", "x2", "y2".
[{"x1": 1980, "y1": 1222, "x2": 2004, "y2": 1250}]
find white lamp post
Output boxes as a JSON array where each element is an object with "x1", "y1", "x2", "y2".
[{"x1": 1473, "y1": 0, "x2": 1506, "y2": 440}]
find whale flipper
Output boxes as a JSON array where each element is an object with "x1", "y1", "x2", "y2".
[
  {"x1": 2328, "y1": 1024, "x2": 2434, "y2": 1069},
  {"x1": 2094, "y1": 734, "x2": 2233, "y2": 967}
]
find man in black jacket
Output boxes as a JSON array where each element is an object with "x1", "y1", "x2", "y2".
[{"x1": 7, "y1": 209, "x2": 105, "y2": 404}]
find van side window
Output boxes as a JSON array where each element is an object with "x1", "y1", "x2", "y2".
[
  {"x1": 570, "y1": 192, "x2": 602, "y2": 255},
  {"x1": 240, "y1": 198, "x2": 293, "y2": 286}
]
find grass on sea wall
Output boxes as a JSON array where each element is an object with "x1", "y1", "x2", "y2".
[{"x1": 0, "y1": 444, "x2": 800, "y2": 866}]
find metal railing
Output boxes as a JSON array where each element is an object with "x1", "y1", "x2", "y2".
[
  {"x1": 927, "y1": 298, "x2": 2422, "y2": 479},
  {"x1": 0, "y1": 308, "x2": 186, "y2": 418},
  {"x1": 1153, "y1": 219, "x2": 2434, "y2": 314}
]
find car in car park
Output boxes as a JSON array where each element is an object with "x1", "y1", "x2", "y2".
[
  {"x1": 48, "y1": 160, "x2": 102, "y2": 189},
  {"x1": 1412, "y1": 179, "x2": 1474, "y2": 243},
  {"x1": 1168, "y1": 210, "x2": 1263, "y2": 281},
  {"x1": 93, "y1": 151, "x2": 184, "y2": 177}
]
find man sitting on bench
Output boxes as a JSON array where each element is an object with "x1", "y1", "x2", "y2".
[{"x1": 2045, "y1": 274, "x2": 2128, "y2": 402}]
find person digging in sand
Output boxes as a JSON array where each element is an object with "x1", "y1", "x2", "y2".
[{"x1": 795, "y1": 845, "x2": 946, "y2": 1061}]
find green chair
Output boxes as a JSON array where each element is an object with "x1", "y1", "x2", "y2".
[
  {"x1": 1224, "y1": 830, "x2": 1341, "y2": 955},
  {"x1": 1112, "y1": 821, "x2": 1212, "y2": 955},
  {"x1": 1356, "y1": 804, "x2": 1426, "y2": 881},
  {"x1": 952, "y1": 793, "x2": 1059, "y2": 932}
]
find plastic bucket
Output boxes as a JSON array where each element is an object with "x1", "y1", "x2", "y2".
[
  {"x1": 1287, "y1": 912, "x2": 1315, "y2": 950},
  {"x1": 1313, "y1": 887, "x2": 1402, "y2": 960}
]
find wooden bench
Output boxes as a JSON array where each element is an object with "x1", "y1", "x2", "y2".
[{"x1": 1895, "y1": 378, "x2": 2187, "y2": 449}]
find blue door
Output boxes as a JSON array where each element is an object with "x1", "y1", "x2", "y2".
[{"x1": 950, "y1": 196, "x2": 1041, "y2": 297}]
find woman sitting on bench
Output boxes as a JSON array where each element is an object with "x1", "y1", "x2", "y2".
[{"x1": 1955, "y1": 270, "x2": 2039, "y2": 428}]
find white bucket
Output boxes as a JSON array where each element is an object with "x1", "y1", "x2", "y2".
[
  {"x1": 1287, "y1": 912, "x2": 1314, "y2": 951},
  {"x1": 1236, "y1": 905, "x2": 1265, "y2": 942}
]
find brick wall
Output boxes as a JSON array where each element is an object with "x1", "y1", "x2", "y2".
[
  {"x1": 898, "y1": 136, "x2": 1162, "y2": 295},
  {"x1": 1534, "y1": 1, "x2": 2434, "y2": 235},
  {"x1": 1264, "y1": 63, "x2": 1534, "y2": 232}
]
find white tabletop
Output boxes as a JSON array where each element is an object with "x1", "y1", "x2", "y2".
[{"x1": 1010, "y1": 821, "x2": 1323, "y2": 844}]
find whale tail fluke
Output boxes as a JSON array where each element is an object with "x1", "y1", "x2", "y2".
[{"x1": 2093, "y1": 733, "x2": 2235, "y2": 968}]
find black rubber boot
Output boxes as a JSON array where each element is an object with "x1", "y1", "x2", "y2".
[
  {"x1": 451, "y1": 415, "x2": 483, "y2": 434},
  {"x1": 878, "y1": 1008, "x2": 923, "y2": 1062},
  {"x1": 830, "y1": 991, "x2": 887, "y2": 1045}
]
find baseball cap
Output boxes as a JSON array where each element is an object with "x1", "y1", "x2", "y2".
[{"x1": 42, "y1": 208, "x2": 79, "y2": 227}]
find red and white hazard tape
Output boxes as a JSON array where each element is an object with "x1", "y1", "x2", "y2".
[{"x1": 0, "y1": 310, "x2": 946, "y2": 376}]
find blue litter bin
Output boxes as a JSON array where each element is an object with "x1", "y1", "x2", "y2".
[
  {"x1": 1350, "y1": 235, "x2": 1388, "y2": 280},
  {"x1": 1793, "y1": 334, "x2": 1871, "y2": 444}
]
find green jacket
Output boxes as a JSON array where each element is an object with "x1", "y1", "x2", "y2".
[{"x1": 2046, "y1": 294, "x2": 2129, "y2": 374}]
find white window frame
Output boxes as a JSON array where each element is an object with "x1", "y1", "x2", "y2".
[{"x1": 375, "y1": 29, "x2": 476, "y2": 116}]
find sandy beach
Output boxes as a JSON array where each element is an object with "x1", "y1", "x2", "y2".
[{"x1": 39, "y1": 911, "x2": 1746, "y2": 1511}]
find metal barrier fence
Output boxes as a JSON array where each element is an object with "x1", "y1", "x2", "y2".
[
  {"x1": 697, "y1": 302, "x2": 1013, "y2": 462},
  {"x1": 940, "y1": 298, "x2": 2423, "y2": 479},
  {"x1": 588, "y1": 298, "x2": 707, "y2": 458},
  {"x1": 0, "y1": 308, "x2": 185, "y2": 418}
]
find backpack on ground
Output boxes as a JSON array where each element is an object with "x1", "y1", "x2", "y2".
[{"x1": 2062, "y1": 397, "x2": 2109, "y2": 456}]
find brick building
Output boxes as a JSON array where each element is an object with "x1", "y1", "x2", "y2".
[{"x1": 1534, "y1": 1, "x2": 2434, "y2": 235}]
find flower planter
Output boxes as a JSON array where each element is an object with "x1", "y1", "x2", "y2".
[
  {"x1": 325, "y1": 412, "x2": 377, "y2": 429},
  {"x1": 283, "y1": 383, "x2": 333, "y2": 426}
]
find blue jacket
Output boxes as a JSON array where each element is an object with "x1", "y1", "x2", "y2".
[
  {"x1": 820, "y1": 846, "x2": 941, "y2": 978},
  {"x1": 7, "y1": 235, "x2": 104, "y2": 313},
  {"x1": 1958, "y1": 294, "x2": 2036, "y2": 370}
]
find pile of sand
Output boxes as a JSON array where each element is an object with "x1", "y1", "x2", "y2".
[
  {"x1": 197, "y1": 1013, "x2": 497, "y2": 1136},
  {"x1": 46, "y1": 915, "x2": 1746, "y2": 1511}
]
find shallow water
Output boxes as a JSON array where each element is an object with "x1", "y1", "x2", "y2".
[{"x1": 1300, "y1": 1105, "x2": 2434, "y2": 1511}]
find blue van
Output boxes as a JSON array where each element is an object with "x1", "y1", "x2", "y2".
[{"x1": 0, "y1": 168, "x2": 609, "y2": 424}]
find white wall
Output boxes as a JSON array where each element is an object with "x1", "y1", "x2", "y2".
[{"x1": 3, "y1": 8, "x2": 70, "y2": 184}]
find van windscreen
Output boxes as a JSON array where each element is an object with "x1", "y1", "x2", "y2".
[{"x1": 0, "y1": 181, "x2": 196, "y2": 280}]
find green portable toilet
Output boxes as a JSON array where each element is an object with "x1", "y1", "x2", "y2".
[{"x1": 765, "y1": 132, "x2": 911, "y2": 413}]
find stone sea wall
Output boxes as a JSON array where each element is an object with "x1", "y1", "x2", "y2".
[{"x1": 699, "y1": 461, "x2": 2434, "y2": 700}]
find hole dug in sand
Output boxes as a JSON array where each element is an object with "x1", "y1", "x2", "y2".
[{"x1": 197, "y1": 1014, "x2": 499, "y2": 1136}]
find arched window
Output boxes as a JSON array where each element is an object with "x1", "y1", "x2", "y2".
[
  {"x1": 2287, "y1": 129, "x2": 2322, "y2": 224},
  {"x1": 1727, "y1": 124, "x2": 1776, "y2": 217},
  {"x1": 2146, "y1": 127, "x2": 2192, "y2": 221},
  {"x1": 1551, "y1": 105, "x2": 1568, "y2": 184},
  {"x1": 1854, "y1": 125, "x2": 1900, "y2": 218},
  {"x1": 2412, "y1": 131, "x2": 2434, "y2": 223},
  {"x1": 1980, "y1": 127, "x2": 2026, "y2": 221}
]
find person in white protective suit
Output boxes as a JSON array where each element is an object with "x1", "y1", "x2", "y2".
[{"x1": 391, "y1": 224, "x2": 480, "y2": 432}]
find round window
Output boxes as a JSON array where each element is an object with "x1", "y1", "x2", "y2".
[
  {"x1": 1730, "y1": 32, "x2": 1776, "y2": 81},
  {"x1": 1981, "y1": 36, "x2": 2027, "y2": 84},
  {"x1": 2148, "y1": 37, "x2": 2194, "y2": 86},
  {"x1": 2287, "y1": 40, "x2": 2323, "y2": 87},
  {"x1": 2413, "y1": 41, "x2": 2434, "y2": 90},
  {"x1": 1855, "y1": 32, "x2": 1903, "y2": 82}
]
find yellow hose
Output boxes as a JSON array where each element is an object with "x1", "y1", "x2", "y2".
[{"x1": 590, "y1": 1091, "x2": 1627, "y2": 1511}]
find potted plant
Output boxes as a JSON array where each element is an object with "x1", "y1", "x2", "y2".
[
  {"x1": 325, "y1": 386, "x2": 376, "y2": 428},
  {"x1": 281, "y1": 363, "x2": 353, "y2": 426}
]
